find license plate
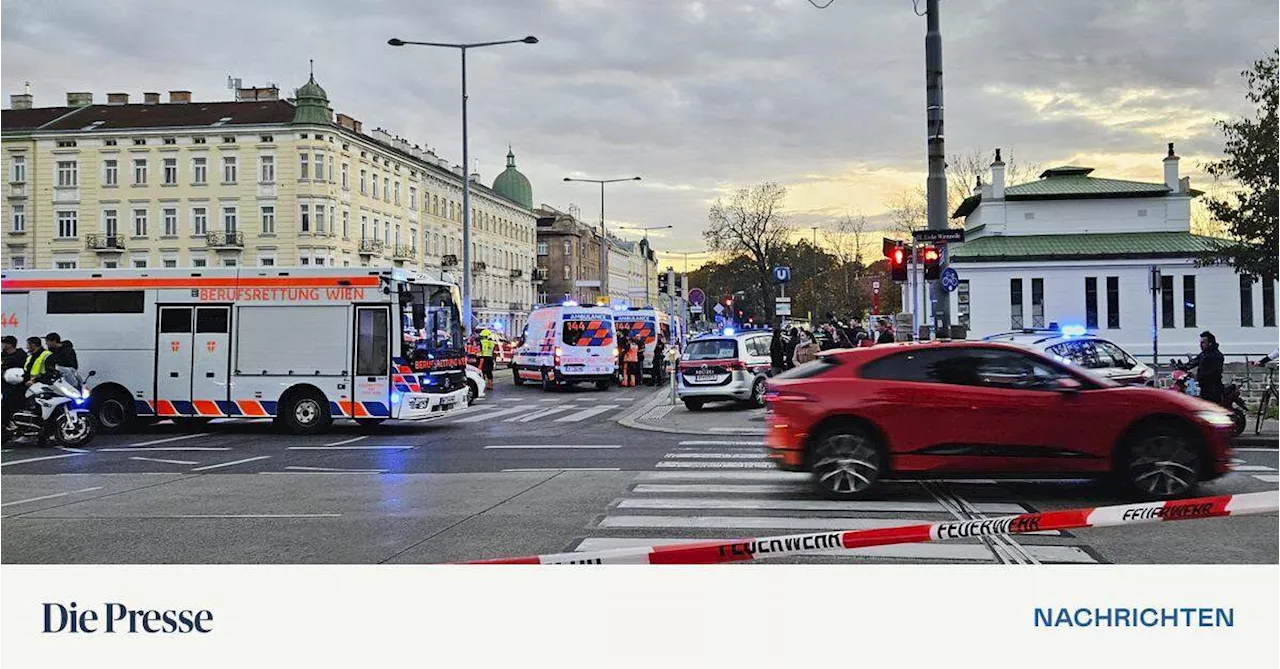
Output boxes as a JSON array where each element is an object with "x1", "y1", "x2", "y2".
[
  {"x1": 436, "y1": 401, "x2": 455, "y2": 412},
  {"x1": 695, "y1": 371, "x2": 716, "y2": 381}
]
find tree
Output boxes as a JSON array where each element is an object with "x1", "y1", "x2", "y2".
[
  {"x1": 704, "y1": 182, "x2": 792, "y2": 320},
  {"x1": 823, "y1": 214, "x2": 869, "y2": 315},
  {"x1": 885, "y1": 148, "x2": 1041, "y2": 235},
  {"x1": 1203, "y1": 50, "x2": 1279, "y2": 280}
]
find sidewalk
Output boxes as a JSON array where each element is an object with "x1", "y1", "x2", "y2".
[
  {"x1": 1235, "y1": 419, "x2": 1278, "y2": 448},
  {"x1": 617, "y1": 387, "x2": 766, "y2": 436}
]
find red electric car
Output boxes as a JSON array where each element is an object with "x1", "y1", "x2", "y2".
[{"x1": 764, "y1": 341, "x2": 1235, "y2": 500}]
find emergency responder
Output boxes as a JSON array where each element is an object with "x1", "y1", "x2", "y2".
[
  {"x1": 23, "y1": 336, "x2": 50, "y2": 387},
  {"x1": 44, "y1": 332, "x2": 78, "y2": 373},
  {"x1": 2, "y1": 335, "x2": 27, "y2": 429},
  {"x1": 478, "y1": 328, "x2": 497, "y2": 391},
  {"x1": 651, "y1": 335, "x2": 666, "y2": 386}
]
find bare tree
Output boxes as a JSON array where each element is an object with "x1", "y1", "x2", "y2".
[
  {"x1": 704, "y1": 182, "x2": 792, "y2": 320},
  {"x1": 884, "y1": 187, "x2": 927, "y2": 239},
  {"x1": 887, "y1": 148, "x2": 1043, "y2": 234},
  {"x1": 823, "y1": 213, "x2": 870, "y2": 316}
]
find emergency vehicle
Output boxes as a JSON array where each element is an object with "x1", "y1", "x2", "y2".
[
  {"x1": 511, "y1": 304, "x2": 616, "y2": 390},
  {"x1": 0, "y1": 268, "x2": 470, "y2": 434},
  {"x1": 613, "y1": 307, "x2": 683, "y2": 382}
]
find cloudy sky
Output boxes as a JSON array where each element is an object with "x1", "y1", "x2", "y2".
[{"x1": 3, "y1": 0, "x2": 1275, "y2": 267}]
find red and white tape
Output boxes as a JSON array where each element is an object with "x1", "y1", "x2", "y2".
[{"x1": 462, "y1": 491, "x2": 1278, "y2": 565}]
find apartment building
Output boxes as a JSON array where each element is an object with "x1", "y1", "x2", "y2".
[{"x1": 1, "y1": 77, "x2": 539, "y2": 333}]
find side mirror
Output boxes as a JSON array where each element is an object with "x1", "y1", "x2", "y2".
[
  {"x1": 1054, "y1": 376, "x2": 1083, "y2": 393},
  {"x1": 86, "y1": 370, "x2": 97, "y2": 378}
]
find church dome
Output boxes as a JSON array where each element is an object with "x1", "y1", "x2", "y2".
[
  {"x1": 291, "y1": 70, "x2": 332, "y2": 125},
  {"x1": 492, "y1": 147, "x2": 532, "y2": 209}
]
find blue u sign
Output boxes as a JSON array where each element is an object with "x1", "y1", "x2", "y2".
[{"x1": 773, "y1": 266, "x2": 791, "y2": 283}]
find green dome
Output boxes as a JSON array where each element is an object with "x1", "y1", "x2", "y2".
[
  {"x1": 492, "y1": 147, "x2": 532, "y2": 208},
  {"x1": 292, "y1": 71, "x2": 332, "y2": 125}
]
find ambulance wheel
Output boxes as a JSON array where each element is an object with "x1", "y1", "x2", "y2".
[
  {"x1": 596, "y1": 381, "x2": 611, "y2": 391},
  {"x1": 279, "y1": 388, "x2": 332, "y2": 435},
  {"x1": 512, "y1": 364, "x2": 525, "y2": 386},
  {"x1": 91, "y1": 387, "x2": 135, "y2": 433},
  {"x1": 466, "y1": 380, "x2": 479, "y2": 406},
  {"x1": 541, "y1": 368, "x2": 556, "y2": 391}
]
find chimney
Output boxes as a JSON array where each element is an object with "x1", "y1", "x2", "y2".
[
  {"x1": 336, "y1": 113, "x2": 357, "y2": 130},
  {"x1": 107, "y1": 92, "x2": 129, "y2": 105},
  {"x1": 168, "y1": 90, "x2": 192, "y2": 104},
  {"x1": 67, "y1": 92, "x2": 93, "y2": 107},
  {"x1": 11, "y1": 94, "x2": 32, "y2": 110},
  {"x1": 990, "y1": 148, "x2": 1006, "y2": 200},
  {"x1": 352, "y1": 119, "x2": 362, "y2": 134},
  {"x1": 143, "y1": 92, "x2": 160, "y2": 105},
  {"x1": 235, "y1": 86, "x2": 279, "y2": 102},
  {"x1": 1163, "y1": 142, "x2": 1180, "y2": 192}
]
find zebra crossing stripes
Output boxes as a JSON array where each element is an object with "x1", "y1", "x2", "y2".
[{"x1": 444, "y1": 400, "x2": 629, "y2": 424}]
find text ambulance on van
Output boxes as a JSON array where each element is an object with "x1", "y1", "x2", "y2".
[{"x1": 511, "y1": 304, "x2": 616, "y2": 391}]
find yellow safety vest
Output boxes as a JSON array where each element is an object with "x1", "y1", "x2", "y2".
[
  {"x1": 24, "y1": 349, "x2": 50, "y2": 378},
  {"x1": 479, "y1": 335, "x2": 496, "y2": 357}
]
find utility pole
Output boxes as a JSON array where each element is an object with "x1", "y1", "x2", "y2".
[{"x1": 924, "y1": 0, "x2": 951, "y2": 336}]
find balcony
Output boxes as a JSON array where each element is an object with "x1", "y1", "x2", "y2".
[
  {"x1": 472, "y1": 261, "x2": 487, "y2": 273},
  {"x1": 441, "y1": 254, "x2": 459, "y2": 267},
  {"x1": 508, "y1": 302, "x2": 522, "y2": 311},
  {"x1": 358, "y1": 239, "x2": 385, "y2": 256},
  {"x1": 509, "y1": 268, "x2": 524, "y2": 279},
  {"x1": 391, "y1": 244, "x2": 416, "y2": 261},
  {"x1": 85, "y1": 234, "x2": 126, "y2": 253},
  {"x1": 205, "y1": 231, "x2": 244, "y2": 249},
  {"x1": 533, "y1": 268, "x2": 548, "y2": 281}
]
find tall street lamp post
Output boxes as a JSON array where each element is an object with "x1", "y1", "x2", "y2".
[
  {"x1": 388, "y1": 34, "x2": 538, "y2": 335},
  {"x1": 564, "y1": 176, "x2": 641, "y2": 305}
]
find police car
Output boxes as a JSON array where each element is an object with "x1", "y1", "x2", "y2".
[
  {"x1": 983, "y1": 326, "x2": 1155, "y2": 385},
  {"x1": 676, "y1": 328, "x2": 774, "y2": 410}
]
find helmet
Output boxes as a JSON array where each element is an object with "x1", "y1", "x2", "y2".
[{"x1": 3, "y1": 368, "x2": 24, "y2": 385}]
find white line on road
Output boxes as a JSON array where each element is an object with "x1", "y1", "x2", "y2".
[
  {"x1": 655, "y1": 461, "x2": 775, "y2": 469},
  {"x1": 98, "y1": 447, "x2": 232, "y2": 452},
  {"x1": 282, "y1": 466, "x2": 388, "y2": 473},
  {"x1": 677, "y1": 440, "x2": 765, "y2": 446},
  {"x1": 452, "y1": 406, "x2": 533, "y2": 423},
  {"x1": 599, "y1": 515, "x2": 922, "y2": 530},
  {"x1": 1, "y1": 486, "x2": 104, "y2": 507},
  {"x1": 171, "y1": 514, "x2": 342, "y2": 518},
  {"x1": 1, "y1": 452, "x2": 88, "y2": 467},
  {"x1": 1232, "y1": 448, "x2": 1278, "y2": 453},
  {"x1": 285, "y1": 445, "x2": 414, "y2": 450},
  {"x1": 127, "y1": 433, "x2": 210, "y2": 447},
  {"x1": 707, "y1": 427, "x2": 766, "y2": 434},
  {"x1": 502, "y1": 467, "x2": 621, "y2": 472},
  {"x1": 1232, "y1": 464, "x2": 1277, "y2": 472},
  {"x1": 190, "y1": 456, "x2": 271, "y2": 472},
  {"x1": 640, "y1": 471, "x2": 811, "y2": 481},
  {"x1": 664, "y1": 453, "x2": 769, "y2": 459},
  {"x1": 632, "y1": 483, "x2": 809, "y2": 494},
  {"x1": 509, "y1": 406, "x2": 576, "y2": 422},
  {"x1": 555, "y1": 405, "x2": 619, "y2": 422},
  {"x1": 616, "y1": 497, "x2": 1027, "y2": 514},
  {"x1": 484, "y1": 444, "x2": 621, "y2": 449},
  {"x1": 324, "y1": 436, "x2": 369, "y2": 447},
  {"x1": 129, "y1": 456, "x2": 199, "y2": 465},
  {"x1": 1254, "y1": 474, "x2": 1279, "y2": 483}
]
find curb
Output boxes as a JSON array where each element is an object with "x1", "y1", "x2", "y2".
[
  {"x1": 1232, "y1": 435, "x2": 1278, "y2": 448},
  {"x1": 616, "y1": 388, "x2": 768, "y2": 436}
]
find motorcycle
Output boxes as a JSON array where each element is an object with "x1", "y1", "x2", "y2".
[
  {"x1": 3, "y1": 367, "x2": 97, "y2": 447},
  {"x1": 1168, "y1": 358, "x2": 1247, "y2": 437}
]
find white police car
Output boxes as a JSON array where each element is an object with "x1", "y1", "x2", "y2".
[
  {"x1": 676, "y1": 328, "x2": 774, "y2": 410},
  {"x1": 983, "y1": 326, "x2": 1154, "y2": 385}
]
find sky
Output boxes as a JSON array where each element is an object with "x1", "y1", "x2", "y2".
[{"x1": 3, "y1": 0, "x2": 1275, "y2": 269}]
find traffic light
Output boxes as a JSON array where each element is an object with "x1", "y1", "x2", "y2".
[
  {"x1": 889, "y1": 244, "x2": 908, "y2": 282},
  {"x1": 922, "y1": 246, "x2": 941, "y2": 281},
  {"x1": 658, "y1": 272, "x2": 670, "y2": 295}
]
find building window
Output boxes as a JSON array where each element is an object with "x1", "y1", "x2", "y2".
[
  {"x1": 261, "y1": 205, "x2": 275, "y2": 234},
  {"x1": 261, "y1": 135, "x2": 274, "y2": 143},
  {"x1": 1240, "y1": 274, "x2": 1256, "y2": 327},
  {"x1": 299, "y1": 154, "x2": 309, "y2": 180},
  {"x1": 383, "y1": 221, "x2": 390, "y2": 246},
  {"x1": 384, "y1": 177, "x2": 390, "y2": 201},
  {"x1": 259, "y1": 256, "x2": 275, "y2": 267},
  {"x1": 300, "y1": 204, "x2": 310, "y2": 233},
  {"x1": 163, "y1": 258, "x2": 178, "y2": 268},
  {"x1": 394, "y1": 181, "x2": 401, "y2": 205},
  {"x1": 57, "y1": 160, "x2": 79, "y2": 187},
  {"x1": 1030, "y1": 278, "x2": 1044, "y2": 328},
  {"x1": 132, "y1": 139, "x2": 146, "y2": 147},
  {"x1": 223, "y1": 258, "x2": 237, "y2": 267},
  {"x1": 163, "y1": 137, "x2": 176, "y2": 145},
  {"x1": 58, "y1": 140, "x2": 78, "y2": 148},
  {"x1": 1160, "y1": 275, "x2": 1175, "y2": 328},
  {"x1": 101, "y1": 209, "x2": 117, "y2": 236},
  {"x1": 192, "y1": 256, "x2": 207, "y2": 268},
  {"x1": 192, "y1": 207, "x2": 208, "y2": 235},
  {"x1": 163, "y1": 208, "x2": 178, "y2": 236},
  {"x1": 192, "y1": 157, "x2": 208, "y2": 184},
  {"x1": 11, "y1": 255, "x2": 25, "y2": 269},
  {"x1": 564, "y1": 265, "x2": 572, "y2": 280},
  {"x1": 360, "y1": 169, "x2": 368, "y2": 195},
  {"x1": 409, "y1": 187, "x2": 417, "y2": 210},
  {"x1": 314, "y1": 153, "x2": 325, "y2": 181},
  {"x1": 103, "y1": 159, "x2": 118, "y2": 187},
  {"x1": 10, "y1": 155, "x2": 25, "y2": 182},
  {"x1": 1009, "y1": 278, "x2": 1023, "y2": 329},
  {"x1": 563, "y1": 239, "x2": 572, "y2": 255},
  {"x1": 222, "y1": 206, "x2": 237, "y2": 233},
  {"x1": 163, "y1": 157, "x2": 177, "y2": 185},
  {"x1": 372, "y1": 173, "x2": 379, "y2": 199},
  {"x1": 410, "y1": 227, "x2": 417, "y2": 252},
  {"x1": 133, "y1": 208, "x2": 148, "y2": 236},
  {"x1": 342, "y1": 210, "x2": 350, "y2": 238},
  {"x1": 131, "y1": 158, "x2": 147, "y2": 185},
  {"x1": 193, "y1": 137, "x2": 206, "y2": 145},
  {"x1": 300, "y1": 257, "x2": 310, "y2": 266},
  {"x1": 394, "y1": 225, "x2": 401, "y2": 247},
  {"x1": 342, "y1": 162, "x2": 350, "y2": 190},
  {"x1": 259, "y1": 155, "x2": 275, "y2": 182},
  {"x1": 1264, "y1": 278, "x2": 1276, "y2": 328},
  {"x1": 1174, "y1": 275, "x2": 1195, "y2": 328},
  {"x1": 10, "y1": 204, "x2": 24, "y2": 233},
  {"x1": 55, "y1": 259, "x2": 79, "y2": 269},
  {"x1": 328, "y1": 156, "x2": 334, "y2": 183},
  {"x1": 222, "y1": 156, "x2": 237, "y2": 183},
  {"x1": 133, "y1": 258, "x2": 148, "y2": 269},
  {"x1": 315, "y1": 206, "x2": 326, "y2": 234},
  {"x1": 361, "y1": 215, "x2": 368, "y2": 240},
  {"x1": 1084, "y1": 277, "x2": 1098, "y2": 329},
  {"x1": 56, "y1": 211, "x2": 78, "y2": 238},
  {"x1": 222, "y1": 136, "x2": 236, "y2": 144},
  {"x1": 1106, "y1": 277, "x2": 1120, "y2": 329}
]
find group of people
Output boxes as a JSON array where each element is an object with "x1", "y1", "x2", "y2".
[
  {"x1": 768, "y1": 314, "x2": 896, "y2": 374},
  {"x1": 617, "y1": 330, "x2": 670, "y2": 387},
  {"x1": 1, "y1": 332, "x2": 78, "y2": 431}
]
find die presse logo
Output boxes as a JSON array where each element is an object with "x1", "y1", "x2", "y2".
[{"x1": 43, "y1": 602, "x2": 213, "y2": 634}]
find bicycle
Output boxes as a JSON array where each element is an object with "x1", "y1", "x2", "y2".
[{"x1": 1255, "y1": 365, "x2": 1277, "y2": 436}]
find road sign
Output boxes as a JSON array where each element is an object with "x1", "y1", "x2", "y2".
[
  {"x1": 911, "y1": 228, "x2": 965, "y2": 244},
  {"x1": 713, "y1": 302, "x2": 725, "y2": 315},
  {"x1": 773, "y1": 266, "x2": 791, "y2": 283},
  {"x1": 775, "y1": 297, "x2": 792, "y2": 316},
  {"x1": 872, "y1": 280, "x2": 880, "y2": 290},
  {"x1": 941, "y1": 267, "x2": 960, "y2": 292},
  {"x1": 687, "y1": 287, "x2": 706, "y2": 307},
  {"x1": 689, "y1": 305, "x2": 703, "y2": 315}
]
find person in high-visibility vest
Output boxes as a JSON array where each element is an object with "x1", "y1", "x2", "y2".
[
  {"x1": 23, "y1": 336, "x2": 50, "y2": 386},
  {"x1": 478, "y1": 329, "x2": 497, "y2": 391}
]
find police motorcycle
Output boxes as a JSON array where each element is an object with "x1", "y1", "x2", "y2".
[{"x1": 3, "y1": 367, "x2": 97, "y2": 447}]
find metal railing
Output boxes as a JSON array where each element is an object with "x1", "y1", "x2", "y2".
[
  {"x1": 205, "y1": 230, "x2": 244, "y2": 248},
  {"x1": 441, "y1": 254, "x2": 459, "y2": 267},
  {"x1": 85, "y1": 234, "x2": 126, "y2": 251},
  {"x1": 472, "y1": 261, "x2": 487, "y2": 273},
  {"x1": 358, "y1": 239, "x2": 385, "y2": 255},
  {"x1": 391, "y1": 244, "x2": 416, "y2": 260},
  {"x1": 510, "y1": 268, "x2": 524, "y2": 278}
]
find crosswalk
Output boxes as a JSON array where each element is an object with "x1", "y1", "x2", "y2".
[
  {"x1": 1228, "y1": 458, "x2": 1280, "y2": 484},
  {"x1": 444, "y1": 399, "x2": 627, "y2": 425},
  {"x1": 571, "y1": 439, "x2": 1103, "y2": 564}
]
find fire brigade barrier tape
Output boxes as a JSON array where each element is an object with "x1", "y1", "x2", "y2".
[{"x1": 460, "y1": 491, "x2": 1278, "y2": 565}]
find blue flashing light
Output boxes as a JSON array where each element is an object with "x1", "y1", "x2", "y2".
[
  {"x1": 562, "y1": 300, "x2": 579, "y2": 307},
  {"x1": 723, "y1": 327, "x2": 736, "y2": 336},
  {"x1": 74, "y1": 398, "x2": 87, "y2": 406},
  {"x1": 391, "y1": 392, "x2": 402, "y2": 404},
  {"x1": 1060, "y1": 325, "x2": 1087, "y2": 337}
]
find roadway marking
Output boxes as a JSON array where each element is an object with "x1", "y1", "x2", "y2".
[
  {"x1": 502, "y1": 467, "x2": 621, "y2": 472},
  {"x1": 508, "y1": 406, "x2": 576, "y2": 422},
  {"x1": 285, "y1": 445, "x2": 414, "y2": 450},
  {"x1": 632, "y1": 483, "x2": 809, "y2": 494},
  {"x1": 707, "y1": 427, "x2": 766, "y2": 434},
  {"x1": 664, "y1": 453, "x2": 769, "y2": 459},
  {"x1": 1232, "y1": 464, "x2": 1276, "y2": 472},
  {"x1": 484, "y1": 444, "x2": 622, "y2": 449},
  {"x1": 98, "y1": 447, "x2": 232, "y2": 452},
  {"x1": 678, "y1": 440, "x2": 765, "y2": 446},
  {"x1": 452, "y1": 407, "x2": 533, "y2": 423},
  {"x1": 555, "y1": 405, "x2": 619, "y2": 422},
  {"x1": 1232, "y1": 448, "x2": 1278, "y2": 453},
  {"x1": 281, "y1": 466, "x2": 388, "y2": 473},
  {"x1": 2, "y1": 487, "x2": 104, "y2": 507},
  {"x1": 639, "y1": 471, "x2": 811, "y2": 481},
  {"x1": 171, "y1": 513, "x2": 342, "y2": 519},
  {"x1": 598, "y1": 515, "x2": 928, "y2": 530},
  {"x1": 128, "y1": 433, "x2": 210, "y2": 447},
  {"x1": 616, "y1": 497, "x2": 1027, "y2": 514},
  {"x1": 1, "y1": 452, "x2": 89, "y2": 467},
  {"x1": 655, "y1": 461, "x2": 775, "y2": 469},
  {"x1": 1255, "y1": 474, "x2": 1279, "y2": 483},
  {"x1": 129, "y1": 456, "x2": 199, "y2": 466},
  {"x1": 324, "y1": 436, "x2": 369, "y2": 447},
  {"x1": 190, "y1": 456, "x2": 271, "y2": 472}
]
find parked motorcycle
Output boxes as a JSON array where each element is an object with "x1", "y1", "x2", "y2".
[
  {"x1": 1167, "y1": 358, "x2": 1247, "y2": 437},
  {"x1": 3, "y1": 368, "x2": 97, "y2": 447}
]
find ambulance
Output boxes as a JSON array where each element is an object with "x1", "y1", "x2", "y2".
[
  {"x1": 613, "y1": 307, "x2": 683, "y2": 381},
  {"x1": 0, "y1": 267, "x2": 470, "y2": 434},
  {"x1": 511, "y1": 304, "x2": 616, "y2": 391}
]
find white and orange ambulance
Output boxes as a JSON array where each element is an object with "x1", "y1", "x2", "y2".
[{"x1": 511, "y1": 304, "x2": 616, "y2": 391}]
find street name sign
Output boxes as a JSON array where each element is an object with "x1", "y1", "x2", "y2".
[{"x1": 911, "y1": 229, "x2": 965, "y2": 244}]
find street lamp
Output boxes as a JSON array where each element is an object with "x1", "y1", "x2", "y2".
[
  {"x1": 563, "y1": 176, "x2": 642, "y2": 305},
  {"x1": 388, "y1": 34, "x2": 538, "y2": 335}
]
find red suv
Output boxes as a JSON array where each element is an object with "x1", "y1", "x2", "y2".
[{"x1": 764, "y1": 341, "x2": 1234, "y2": 500}]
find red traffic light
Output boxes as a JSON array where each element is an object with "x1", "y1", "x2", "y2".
[{"x1": 892, "y1": 248, "x2": 905, "y2": 265}]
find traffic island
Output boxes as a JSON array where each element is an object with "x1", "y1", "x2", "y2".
[{"x1": 617, "y1": 387, "x2": 767, "y2": 436}]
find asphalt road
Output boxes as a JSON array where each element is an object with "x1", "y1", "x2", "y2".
[{"x1": 3, "y1": 374, "x2": 1276, "y2": 564}]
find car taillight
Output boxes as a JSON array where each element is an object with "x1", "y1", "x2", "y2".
[
  {"x1": 554, "y1": 346, "x2": 562, "y2": 363},
  {"x1": 725, "y1": 360, "x2": 746, "y2": 370},
  {"x1": 765, "y1": 390, "x2": 811, "y2": 403}
]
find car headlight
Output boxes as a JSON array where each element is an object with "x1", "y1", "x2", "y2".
[{"x1": 1195, "y1": 411, "x2": 1234, "y2": 427}]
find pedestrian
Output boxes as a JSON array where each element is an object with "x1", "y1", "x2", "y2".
[
  {"x1": 44, "y1": 332, "x2": 78, "y2": 379},
  {"x1": 652, "y1": 335, "x2": 666, "y2": 386},
  {"x1": 769, "y1": 328, "x2": 785, "y2": 375},
  {"x1": 22, "y1": 336, "x2": 50, "y2": 387},
  {"x1": 875, "y1": 319, "x2": 895, "y2": 344},
  {"x1": 617, "y1": 329, "x2": 631, "y2": 385},
  {"x1": 635, "y1": 334, "x2": 647, "y2": 386},
  {"x1": 794, "y1": 330, "x2": 817, "y2": 365},
  {"x1": 1, "y1": 335, "x2": 27, "y2": 429},
  {"x1": 1188, "y1": 330, "x2": 1225, "y2": 404},
  {"x1": 477, "y1": 328, "x2": 496, "y2": 391},
  {"x1": 623, "y1": 335, "x2": 640, "y2": 387},
  {"x1": 785, "y1": 327, "x2": 802, "y2": 369}
]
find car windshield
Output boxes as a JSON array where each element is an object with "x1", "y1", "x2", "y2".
[
  {"x1": 615, "y1": 318, "x2": 656, "y2": 343},
  {"x1": 562, "y1": 317, "x2": 614, "y2": 346},
  {"x1": 684, "y1": 339, "x2": 737, "y2": 360}
]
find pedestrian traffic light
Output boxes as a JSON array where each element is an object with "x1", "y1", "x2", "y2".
[
  {"x1": 922, "y1": 246, "x2": 941, "y2": 281},
  {"x1": 658, "y1": 272, "x2": 669, "y2": 295},
  {"x1": 890, "y1": 244, "x2": 908, "y2": 282}
]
